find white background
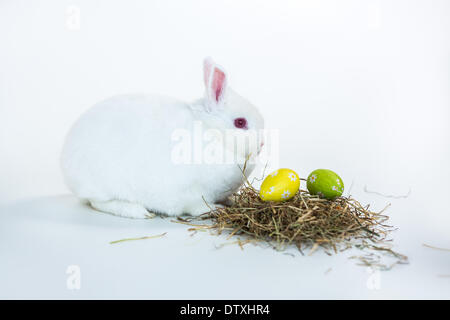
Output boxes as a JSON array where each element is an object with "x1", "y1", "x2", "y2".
[{"x1": 1, "y1": 0, "x2": 449, "y2": 299}]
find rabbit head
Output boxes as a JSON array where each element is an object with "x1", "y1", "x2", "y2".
[{"x1": 191, "y1": 57, "x2": 265, "y2": 163}]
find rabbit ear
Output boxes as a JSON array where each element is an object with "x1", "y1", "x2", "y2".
[{"x1": 203, "y1": 57, "x2": 227, "y2": 110}]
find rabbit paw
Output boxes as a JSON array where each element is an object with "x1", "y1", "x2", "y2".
[
  {"x1": 90, "y1": 200, "x2": 151, "y2": 219},
  {"x1": 186, "y1": 201, "x2": 224, "y2": 216}
]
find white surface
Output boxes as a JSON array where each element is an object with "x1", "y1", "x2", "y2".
[
  {"x1": 1, "y1": 0, "x2": 450, "y2": 299},
  {"x1": 0, "y1": 194, "x2": 449, "y2": 299}
]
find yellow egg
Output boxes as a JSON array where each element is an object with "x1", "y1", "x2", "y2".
[{"x1": 259, "y1": 168, "x2": 300, "y2": 202}]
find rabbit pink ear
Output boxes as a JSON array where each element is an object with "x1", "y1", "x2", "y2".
[{"x1": 203, "y1": 57, "x2": 227, "y2": 108}]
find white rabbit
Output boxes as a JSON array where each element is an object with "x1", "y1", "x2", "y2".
[{"x1": 61, "y1": 58, "x2": 264, "y2": 218}]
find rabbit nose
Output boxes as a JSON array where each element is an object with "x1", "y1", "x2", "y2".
[{"x1": 258, "y1": 141, "x2": 264, "y2": 154}]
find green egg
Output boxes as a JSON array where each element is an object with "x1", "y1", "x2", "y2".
[{"x1": 307, "y1": 169, "x2": 344, "y2": 199}]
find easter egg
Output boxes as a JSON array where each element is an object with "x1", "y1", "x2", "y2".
[
  {"x1": 307, "y1": 169, "x2": 344, "y2": 199},
  {"x1": 259, "y1": 168, "x2": 300, "y2": 202}
]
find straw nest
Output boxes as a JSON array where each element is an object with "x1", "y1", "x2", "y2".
[{"x1": 178, "y1": 182, "x2": 408, "y2": 270}]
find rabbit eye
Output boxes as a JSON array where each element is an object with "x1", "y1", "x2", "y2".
[{"x1": 234, "y1": 117, "x2": 248, "y2": 129}]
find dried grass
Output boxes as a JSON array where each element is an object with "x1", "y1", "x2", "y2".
[{"x1": 185, "y1": 182, "x2": 408, "y2": 270}]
